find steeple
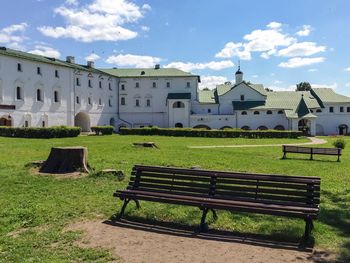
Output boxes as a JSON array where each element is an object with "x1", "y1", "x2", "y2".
[{"x1": 235, "y1": 61, "x2": 243, "y2": 84}]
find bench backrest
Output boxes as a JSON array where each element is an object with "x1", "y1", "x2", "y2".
[
  {"x1": 283, "y1": 145, "x2": 341, "y2": 155},
  {"x1": 129, "y1": 165, "x2": 320, "y2": 207}
]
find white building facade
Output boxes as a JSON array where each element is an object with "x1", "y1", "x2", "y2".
[{"x1": 1, "y1": 47, "x2": 350, "y2": 136}]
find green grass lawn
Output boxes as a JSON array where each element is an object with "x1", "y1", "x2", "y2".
[{"x1": 0, "y1": 135, "x2": 349, "y2": 262}]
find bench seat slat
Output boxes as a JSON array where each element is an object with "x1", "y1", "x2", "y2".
[{"x1": 130, "y1": 177, "x2": 211, "y2": 189}]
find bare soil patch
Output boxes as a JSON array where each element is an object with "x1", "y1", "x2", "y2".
[
  {"x1": 31, "y1": 167, "x2": 88, "y2": 179},
  {"x1": 66, "y1": 219, "x2": 336, "y2": 263}
]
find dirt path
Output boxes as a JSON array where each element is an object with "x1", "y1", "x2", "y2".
[
  {"x1": 188, "y1": 137, "x2": 327, "y2": 149},
  {"x1": 67, "y1": 219, "x2": 335, "y2": 263}
]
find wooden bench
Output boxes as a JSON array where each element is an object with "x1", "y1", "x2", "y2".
[
  {"x1": 282, "y1": 145, "x2": 342, "y2": 162},
  {"x1": 113, "y1": 165, "x2": 320, "y2": 242}
]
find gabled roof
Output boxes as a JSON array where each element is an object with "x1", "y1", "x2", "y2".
[
  {"x1": 0, "y1": 47, "x2": 107, "y2": 74},
  {"x1": 198, "y1": 89, "x2": 216, "y2": 104},
  {"x1": 215, "y1": 81, "x2": 267, "y2": 97},
  {"x1": 100, "y1": 68, "x2": 199, "y2": 79},
  {"x1": 167, "y1": 93, "x2": 191, "y2": 100},
  {"x1": 310, "y1": 88, "x2": 350, "y2": 103}
]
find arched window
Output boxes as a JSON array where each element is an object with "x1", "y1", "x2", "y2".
[
  {"x1": 88, "y1": 97, "x2": 92, "y2": 105},
  {"x1": 257, "y1": 125, "x2": 268, "y2": 130},
  {"x1": 278, "y1": 110, "x2": 284, "y2": 114},
  {"x1": 253, "y1": 111, "x2": 260, "y2": 115},
  {"x1": 16, "y1": 86, "x2": 23, "y2": 100},
  {"x1": 173, "y1": 101, "x2": 185, "y2": 108},
  {"x1": 108, "y1": 99, "x2": 112, "y2": 107},
  {"x1": 54, "y1": 91, "x2": 59, "y2": 103},
  {"x1": 175, "y1": 123, "x2": 183, "y2": 128},
  {"x1": 274, "y1": 125, "x2": 285, "y2": 130},
  {"x1": 267, "y1": 110, "x2": 272, "y2": 115},
  {"x1": 36, "y1": 89, "x2": 43, "y2": 102},
  {"x1": 146, "y1": 99, "x2": 151, "y2": 107},
  {"x1": 241, "y1": 125, "x2": 251, "y2": 130},
  {"x1": 121, "y1": 97, "x2": 125, "y2": 105},
  {"x1": 316, "y1": 109, "x2": 322, "y2": 113},
  {"x1": 241, "y1": 111, "x2": 247, "y2": 115}
]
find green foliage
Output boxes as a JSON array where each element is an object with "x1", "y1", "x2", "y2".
[
  {"x1": 296, "y1": 82, "x2": 312, "y2": 91},
  {"x1": 0, "y1": 126, "x2": 80, "y2": 138},
  {"x1": 120, "y1": 127, "x2": 302, "y2": 139},
  {"x1": 91, "y1": 126, "x2": 114, "y2": 135},
  {"x1": 333, "y1": 138, "x2": 346, "y2": 149}
]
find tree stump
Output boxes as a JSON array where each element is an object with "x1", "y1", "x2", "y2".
[{"x1": 40, "y1": 147, "x2": 89, "y2": 174}]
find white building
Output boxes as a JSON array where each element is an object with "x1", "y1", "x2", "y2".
[{"x1": 1, "y1": 47, "x2": 350, "y2": 136}]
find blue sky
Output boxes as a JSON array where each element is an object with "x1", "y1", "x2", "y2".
[{"x1": 1, "y1": 0, "x2": 350, "y2": 94}]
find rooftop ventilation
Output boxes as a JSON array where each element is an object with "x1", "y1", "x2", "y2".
[
  {"x1": 66, "y1": 56, "x2": 75, "y2": 63},
  {"x1": 154, "y1": 64, "x2": 160, "y2": 69},
  {"x1": 87, "y1": 61, "x2": 95, "y2": 68}
]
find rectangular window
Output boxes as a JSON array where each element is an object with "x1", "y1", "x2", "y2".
[
  {"x1": 42, "y1": 121, "x2": 46, "y2": 128},
  {"x1": 208, "y1": 108, "x2": 211, "y2": 113},
  {"x1": 37, "y1": 67, "x2": 41, "y2": 75},
  {"x1": 55, "y1": 70, "x2": 59, "y2": 78},
  {"x1": 347, "y1": 107, "x2": 350, "y2": 113},
  {"x1": 76, "y1": 96, "x2": 80, "y2": 104},
  {"x1": 135, "y1": 99, "x2": 140, "y2": 107},
  {"x1": 88, "y1": 79, "x2": 92, "y2": 88},
  {"x1": 76, "y1": 78, "x2": 80, "y2": 86},
  {"x1": 166, "y1": 82, "x2": 170, "y2": 88},
  {"x1": 121, "y1": 84, "x2": 125, "y2": 90},
  {"x1": 54, "y1": 91, "x2": 59, "y2": 102},
  {"x1": 37, "y1": 89, "x2": 42, "y2": 102},
  {"x1": 98, "y1": 98, "x2": 102, "y2": 105},
  {"x1": 329, "y1": 106, "x2": 334, "y2": 113},
  {"x1": 136, "y1": 82, "x2": 139, "y2": 88},
  {"x1": 340, "y1": 106, "x2": 344, "y2": 112},
  {"x1": 99, "y1": 81, "x2": 102, "y2": 89},
  {"x1": 88, "y1": 97, "x2": 92, "y2": 105},
  {"x1": 152, "y1": 82, "x2": 156, "y2": 88},
  {"x1": 146, "y1": 99, "x2": 151, "y2": 107},
  {"x1": 16, "y1": 86, "x2": 22, "y2": 100},
  {"x1": 108, "y1": 83, "x2": 112, "y2": 90},
  {"x1": 109, "y1": 99, "x2": 112, "y2": 107},
  {"x1": 240, "y1": 95, "x2": 245, "y2": 101},
  {"x1": 17, "y1": 63, "x2": 22, "y2": 72},
  {"x1": 186, "y1": 82, "x2": 190, "y2": 88},
  {"x1": 121, "y1": 97, "x2": 125, "y2": 105}
]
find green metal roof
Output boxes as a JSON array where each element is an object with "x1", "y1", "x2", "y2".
[
  {"x1": 198, "y1": 89, "x2": 216, "y2": 104},
  {"x1": 248, "y1": 83, "x2": 267, "y2": 96},
  {"x1": 216, "y1": 83, "x2": 232, "y2": 96},
  {"x1": 100, "y1": 68, "x2": 199, "y2": 78},
  {"x1": 167, "y1": 93, "x2": 191, "y2": 100},
  {"x1": 232, "y1": 101, "x2": 265, "y2": 110},
  {"x1": 0, "y1": 47, "x2": 107, "y2": 74},
  {"x1": 310, "y1": 88, "x2": 350, "y2": 103}
]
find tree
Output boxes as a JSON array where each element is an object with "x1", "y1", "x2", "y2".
[{"x1": 296, "y1": 82, "x2": 312, "y2": 91}]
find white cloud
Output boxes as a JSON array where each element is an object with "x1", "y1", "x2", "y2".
[
  {"x1": 345, "y1": 82, "x2": 350, "y2": 88},
  {"x1": 164, "y1": 60, "x2": 234, "y2": 72},
  {"x1": 141, "y1": 26, "x2": 150, "y2": 32},
  {"x1": 267, "y1": 85, "x2": 295, "y2": 91},
  {"x1": 277, "y1": 42, "x2": 326, "y2": 57},
  {"x1": 142, "y1": 4, "x2": 151, "y2": 11},
  {"x1": 215, "y1": 42, "x2": 251, "y2": 60},
  {"x1": 308, "y1": 68, "x2": 318, "y2": 72},
  {"x1": 251, "y1": 75, "x2": 258, "y2": 78},
  {"x1": 28, "y1": 45, "x2": 61, "y2": 58},
  {"x1": 199, "y1": 75, "x2": 228, "y2": 90},
  {"x1": 85, "y1": 53, "x2": 100, "y2": 61},
  {"x1": 266, "y1": 21, "x2": 282, "y2": 29},
  {"x1": 296, "y1": 25, "x2": 312, "y2": 36},
  {"x1": 106, "y1": 54, "x2": 161, "y2": 68},
  {"x1": 65, "y1": 0, "x2": 78, "y2": 6},
  {"x1": 38, "y1": 0, "x2": 150, "y2": 42},
  {"x1": 0, "y1": 23, "x2": 28, "y2": 49},
  {"x1": 344, "y1": 67, "x2": 350, "y2": 72},
  {"x1": 278, "y1": 57, "x2": 325, "y2": 68},
  {"x1": 311, "y1": 82, "x2": 337, "y2": 90}
]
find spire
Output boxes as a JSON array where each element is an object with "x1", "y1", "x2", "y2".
[{"x1": 235, "y1": 61, "x2": 243, "y2": 84}]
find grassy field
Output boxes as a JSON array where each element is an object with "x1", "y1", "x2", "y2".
[{"x1": 0, "y1": 135, "x2": 349, "y2": 262}]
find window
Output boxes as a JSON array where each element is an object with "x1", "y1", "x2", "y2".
[
  {"x1": 329, "y1": 106, "x2": 334, "y2": 113},
  {"x1": 173, "y1": 101, "x2": 185, "y2": 108},
  {"x1": 108, "y1": 99, "x2": 112, "y2": 107},
  {"x1": 54, "y1": 91, "x2": 59, "y2": 103},
  {"x1": 88, "y1": 97, "x2": 92, "y2": 105},
  {"x1": 76, "y1": 78, "x2": 80, "y2": 86},
  {"x1": 240, "y1": 95, "x2": 245, "y2": 101},
  {"x1": 108, "y1": 83, "x2": 112, "y2": 90},
  {"x1": 267, "y1": 110, "x2": 272, "y2": 115},
  {"x1": 24, "y1": 121, "x2": 29, "y2": 128},
  {"x1": 340, "y1": 106, "x2": 344, "y2": 112},
  {"x1": 316, "y1": 109, "x2": 322, "y2": 113},
  {"x1": 253, "y1": 111, "x2": 260, "y2": 115},
  {"x1": 186, "y1": 82, "x2": 190, "y2": 88},
  {"x1": 16, "y1": 86, "x2": 22, "y2": 100},
  {"x1": 17, "y1": 63, "x2": 22, "y2": 72},
  {"x1": 241, "y1": 111, "x2": 247, "y2": 115},
  {"x1": 37, "y1": 67, "x2": 41, "y2": 75},
  {"x1": 278, "y1": 110, "x2": 283, "y2": 114},
  {"x1": 76, "y1": 96, "x2": 80, "y2": 104},
  {"x1": 121, "y1": 97, "x2": 126, "y2": 105},
  {"x1": 152, "y1": 82, "x2": 156, "y2": 88},
  {"x1": 42, "y1": 121, "x2": 46, "y2": 127},
  {"x1": 166, "y1": 82, "x2": 170, "y2": 88},
  {"x1": 121, "y1": 84, "x2": 125, "y2": 90},
  {"x1": 208, "y1": 109, "x2": 211, "y2": 113},
  {"x1": 135, "y1": 82, "x2": 139, "y2": 88},
  {"x1": 88, "y1": 79, "x2": 92, "y2": 88},
  {"x1": 98, "y1": 98, "x2": 102, "y2": 106},
  {"x1": 347, "y1": 107, "x2": 350, "y2": 113},
  {"x1": 146, "y1": 99, "x2": 151, "y2": 107},
  {"x1": 55, "y1": 70, "x2": 59, "y2": 78},
  {"x1": 99, "y1": 81, "x2": 102, "y2": 89},
  {"x1": 135, "y1": 99, "x2": 140, "y2": 107},
  {"x1": 36, "y1": 89, "x2": 42, "y2": 102}
]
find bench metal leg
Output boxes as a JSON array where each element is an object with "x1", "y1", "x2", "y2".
[
  {"x1": 210, "y1": 209, "x2": 218, "y2": 221},
  {"x1": 337, "y1": 155, "x2": 340, "y2": 162},
  {"x1": 282, "y1": 151, "x2": 287, "y2": 159},
  {"x1": 133, "y1": 199, "x2": 141, "y2": 209},
  {"x1": 117, "y1": 199, "x2": 130, "y2": 219},
  {"x1": 302, "y1": 218, "x2": 313, "y2": 242},
  {"x1": 310, "y1": 153, "x2": 313, "y2": 160},
  {"x1": 199, "y1": 208, "x2": 209, "y2": 232}
]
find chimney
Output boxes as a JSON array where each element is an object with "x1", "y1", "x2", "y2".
[
  {"x1": 87, "y1": 61, "x2": 95, "y2": 68},
  {"x1": 66, "y1": 56, "x2": 75, "y2": 63},
  {"x1": 154, "y1": 64, "x2": 160, "y2": 69}
]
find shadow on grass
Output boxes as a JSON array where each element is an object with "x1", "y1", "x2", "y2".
[
  {"x1": 319, "y1": 190, "x2": 350, "y2": 262},
  {"x1": 105, "y1": 214, "x2": 313, "y2": 252},
  {"x1": 280, "y1": 157, "x2": 340, "y2": 163}
]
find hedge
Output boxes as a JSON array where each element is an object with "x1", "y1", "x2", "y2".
[
  {"x1": 91, "y1": 126, "x2": 114, "y2": 135},
  {"x1": 120, "y1": 127, "x2": 302, "y2": 139},
  {"x1": 0, "y1": 126, "x2": 81, "y2": 138}
]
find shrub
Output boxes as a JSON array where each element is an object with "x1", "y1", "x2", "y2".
[
  {"x1": 333, "y1": 138, "x2": 346, "y2": 149},
  {"x1": 91, "y1": 126, "x2": 114, "y2": 135},
  {"x1": 119, "y1": 127, "x2": 302, "y2": 139},
  {"x1": 0, "y1": 126, "x2": 80, "y2": 138}
]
